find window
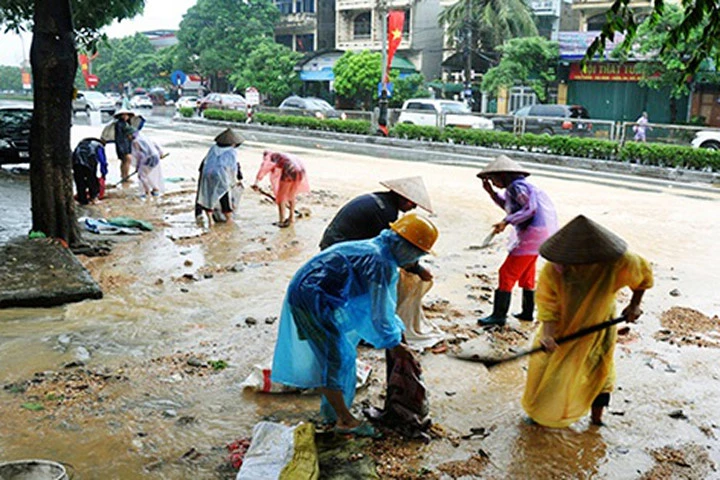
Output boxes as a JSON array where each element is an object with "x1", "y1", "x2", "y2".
[
  {"x1": 275, "y1": 0, "x2": 292, "y2": 14},
  {"x1": 406, "y1": 102, "x2": 423, "y2": 110},
  {"x1": 295, "y1": 0, "x2": 314, "y2": 13},
  {"x1": 403, "y1": 9, "x2": 410, "y2": 35},
  {"x1": 276, "y1": 35, "x2": 293, "y2": 49},
  {"x1": 296, "y1": 34, "x2": 314, "y2": 52},
  {"x1": 353, "y1": 12, "x2": 372, "y2": 40},
  {"x1": 586, "y1": 14, "x2": 605, "y2": 31},
  {"x1": 514, "y1": 106, "x2": 531, "y2": 116}
]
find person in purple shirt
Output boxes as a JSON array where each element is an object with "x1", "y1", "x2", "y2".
[{"x1": 476, "y1": 155, "x2": 557, "y2": 326}]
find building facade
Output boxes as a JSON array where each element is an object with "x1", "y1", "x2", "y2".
[
  {"x1": 274, "y1": 0, "x2": 336, "y2": 53},
  {"x1": 334, "y1": 0, "x2": 444, "y2": 81}
]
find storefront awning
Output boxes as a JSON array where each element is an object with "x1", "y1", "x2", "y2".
[
  {"x1": 427, "y1": 81, "x2": 465, "y2": 93},
  {"x1": 300, "y1": 68, "x2": 334, "y2": 82}
]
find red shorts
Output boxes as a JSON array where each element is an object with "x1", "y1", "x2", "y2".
[{"x1": 498, "y1": 254, "x2": 538, "y2": 291}]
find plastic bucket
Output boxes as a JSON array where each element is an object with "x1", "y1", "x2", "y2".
[{"x1": 0, "y1": 460, "x2": 68, "y2": 480}]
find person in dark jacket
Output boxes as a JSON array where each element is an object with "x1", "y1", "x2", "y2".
[
  {"x1": 113, "y1": 109, "x2": 137, "y2": 184},
  {"x1": 72, "y1": 137, "x2": 108, "y2": 205}
]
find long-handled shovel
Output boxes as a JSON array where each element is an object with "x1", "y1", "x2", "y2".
[
  {"x1": 478, "y1": 315, "x2": 628, "y2": 369},
  {"x1": 107, "y1": 152, "x2": 169, "y2": 189},
  {"x1": 252, "y1": 185, "x2": 301, "y2": 216}
]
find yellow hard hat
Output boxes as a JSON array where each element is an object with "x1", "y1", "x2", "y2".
[{"x1": 389, "y1": 213, "x2": 438, "y2": 253}]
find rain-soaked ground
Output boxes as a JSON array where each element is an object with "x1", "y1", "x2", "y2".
[{"x1": 1, "y1": 114, "x2": 720, "y2": 479}]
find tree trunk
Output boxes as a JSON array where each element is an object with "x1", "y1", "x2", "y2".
[{"x1": 30, "y1": 0, "x2": 81, "y2": 246}]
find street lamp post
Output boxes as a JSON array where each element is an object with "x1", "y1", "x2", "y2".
[{"x1": 378, "y1": 0, "x2": 389, "y2": 135}]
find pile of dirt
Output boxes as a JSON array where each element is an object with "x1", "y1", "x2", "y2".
[
  {"x1": 3, "y1": 366, "x2": 127, "y2": 412},
  {"x1": 143, "y1": 352, "x2": 227, "y2": 378},
  {"x1": 362, "y1": 431, "x2": 438, "y2": 479},
  {"x1": 639, "y1": 443, "x2": 716, "y2": 479},
  {"x1": 436, "y1": 453, "x2": 490, "y2": 478},
  {"x1": 655, "y1": 307, "x2": 720, "y2": 348}
]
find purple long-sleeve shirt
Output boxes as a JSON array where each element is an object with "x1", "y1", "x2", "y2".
[{"x1": 491, "y1": 178, "x2": 557, "y2": 256}]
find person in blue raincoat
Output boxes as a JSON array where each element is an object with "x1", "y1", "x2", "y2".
[
  {"x1": 195, "y1": 128, "x2": 245, "y2": 226},
  {"x1": 272, "y1": 213, "x2": 439, "y2": 436}
]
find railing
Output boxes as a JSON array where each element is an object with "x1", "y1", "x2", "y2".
[{"x1": 616, "y1": 121, "x2": 720, "y2": 148}]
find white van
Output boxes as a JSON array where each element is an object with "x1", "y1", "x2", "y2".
[{"x1": 397, "y1": 98, "x2": 493, "y2": 130}]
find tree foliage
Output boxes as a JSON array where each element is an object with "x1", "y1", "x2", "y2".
[
  {"x1": 623, "y1": 5, "x2": 715, "y2": 99},
  {"x1": 229, "y1": 39, "x2": 301, "y2": 105},
  {"x1": 333, "y1": 50, "x2": 400, "y2": 109},
  {"x1": 91, "y1": 34, "x2": 156, "y2": 91},
  {"x1": 177, "y1": 0, "x2": 279, "y2": 86},
  {"x1": 0, "y1": 65, "x2": 23, "y2": 91},
  {"x1": 482, "y1": 37, "x2": 559, "y2": 102},
  {"x1": 439, "y1": 0, "x2": 537, "y2": 54},
  {"x1": 388, "y1": 73, "x2": 430, "y2": 108},
  {"x1": 586, "y1": 0, "x2": 720, "y2": 76}
]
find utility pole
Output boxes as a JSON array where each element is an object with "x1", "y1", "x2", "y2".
[
  {"x1": 377, "y1": 0, "x2": 389, "y2": 135},
  {"x1": 464, "y1": 0, "x2": 473, "y2": 108}
]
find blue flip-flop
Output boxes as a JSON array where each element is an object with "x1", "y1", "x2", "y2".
[{"x1": 334, "y1": 422, "x2": 382, "y2": 439}]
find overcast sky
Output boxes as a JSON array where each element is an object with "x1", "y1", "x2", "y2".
[{"x1": 0, "y1": 0, "x2": 197, "y2": 67}]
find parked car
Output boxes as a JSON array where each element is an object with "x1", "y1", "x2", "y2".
[
  {"x1": 493, "y1": 104, "x2": 591, "y2": 135},
  {"x1": 278, "y1": 96, "x2": 345, "y2": 119},
  {"x1": 691, "y1": 130, "x2": 720, "y2": 150},
  {"x1": 72, "y1": 90, "x2": 116, "y2": 115},
  {"x1": 104, "y1": 92, "x2": 122, "y2": 106},
  {"x1": 0, "y1": 107, "x2": 32, "y2": 165},
  {"x1": 176, "y1": 96, "x2": 198, "y2": 111},
  {"x1": 197, "y1": 93, "x2": 247, "y2": 113},
  {"x1": 130, "y1": 95, "x2": 153, "y2": 109},
  {"x1": 397, "y1": 99, "x2": 494, "y2": 129}
]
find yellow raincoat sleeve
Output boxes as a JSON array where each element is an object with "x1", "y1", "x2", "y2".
[
  {"x1": 614, "y1": 252, "x2": 654, "y2": 292},
  {"x1": 536, "y1": 263, "x2": 562, "y2": 324}
]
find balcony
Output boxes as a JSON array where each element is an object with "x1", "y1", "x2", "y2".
[
  {"x1": 337, "y1": 0, "x2": 412, "y2": 10},
  {"x1": 275, "y1": 12, "x2": 317, "y2": 32}
]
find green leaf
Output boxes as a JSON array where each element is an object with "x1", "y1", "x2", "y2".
[{"x1": 21, "y1": 402, "x2": 45, "y2": 411}]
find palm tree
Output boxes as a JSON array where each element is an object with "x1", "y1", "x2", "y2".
[{"x1": 439, "y1": 0, "x2": 538, "y2": 54}]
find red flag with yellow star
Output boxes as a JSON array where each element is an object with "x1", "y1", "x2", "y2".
[{"x1": 386, "y1": 10, "x2": 405, "y2": 82}]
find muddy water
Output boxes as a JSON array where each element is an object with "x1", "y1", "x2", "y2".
[{"x1": 1, "y1": 122, "x2": 719, "y2": 478}]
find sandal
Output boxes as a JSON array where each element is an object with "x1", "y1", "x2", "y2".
[{"x1": 334, "y1": 422, "x2": 382, "y2": 439}]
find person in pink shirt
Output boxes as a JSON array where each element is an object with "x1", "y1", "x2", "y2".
[{"x1": 252, "y1": 151, "x2": 310, "y2": 228}]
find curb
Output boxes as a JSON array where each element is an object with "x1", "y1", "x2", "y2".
[{"x1": 174, "y1": 116, "x2": 720, "y2": 189}]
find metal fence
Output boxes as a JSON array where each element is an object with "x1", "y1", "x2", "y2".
[{"x1": 252, "y1": 104, "x2": 720, "y2": 149}]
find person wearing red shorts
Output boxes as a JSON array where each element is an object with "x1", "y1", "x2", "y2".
[{"x1": 477, "y1": 155, "x2": 558, "y2": 326}]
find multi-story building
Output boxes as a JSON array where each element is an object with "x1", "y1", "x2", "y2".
[
  {"x1": 334, "y1": 0, "x2": 444, "y2": 81},
  {"x1": 572, "y1": 0, "x2": 653, "y2": 31},
  {"x1": 273, "y1": 0, "x2": 336, "y2": 53}
]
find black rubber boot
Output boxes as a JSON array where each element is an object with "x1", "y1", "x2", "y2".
[
  {"x1": 514, "y1": 289, "x2": 535, "y2": 321},
  {"x1": 478, "y1": 290, "x2": 511, "y2": 326}
]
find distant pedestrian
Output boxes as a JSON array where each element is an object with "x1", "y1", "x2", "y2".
[
  {"x1": 477, "y1": 155, "x2": 558, "y2": 326},
  {"x1": 252, "y1": 151, "x2": 309, "y2": 228},
  {"x1": 128, "y1": 129, "x2": 165, "y2": 199},
  {"x1": 195, "y1": 128, "x2": 245, "y2": 226},
  {"x1": 72, "y1": 137, "x2": 108, "y2": 205},
  {"x1": 633, "y1": 112, "x2": 650, "y2": 142}
]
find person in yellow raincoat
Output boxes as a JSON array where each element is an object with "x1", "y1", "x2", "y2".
[{"x1": 522, "y1": 215, "x2": 653, "y2": 427}]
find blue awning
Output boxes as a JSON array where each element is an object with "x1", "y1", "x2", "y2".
[{"x1": 300, "y1": 68, "x2": 334, "y2": 82}]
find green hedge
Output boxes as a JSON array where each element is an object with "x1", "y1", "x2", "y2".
[
  {"x1": 178, "y1": 107, "x2": 194, "y2": 118},
  {"x1": 203, "y1": 109, "x2": 247, "y2": 122},
  {"x1": 201, "y1": 109, "x2": 372, "y2": 135},
  {"x1": 197, "y1": 109, "x2": 720, "y2": 172},
  {"x1": 390, "y1": 124, "x2": 720, "y2": 172}
]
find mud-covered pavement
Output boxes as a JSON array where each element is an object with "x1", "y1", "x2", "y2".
[{"x1": 1, "y1": 119, "x2": 719, "y2": 479}]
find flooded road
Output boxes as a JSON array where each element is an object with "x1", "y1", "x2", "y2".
[{"x1": 1, "y1": 111, "x2": 719, "y2": 479}]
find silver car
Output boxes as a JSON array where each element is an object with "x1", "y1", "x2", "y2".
[{"x1": 73, "y1": 90, "x2": 116, "y2": 115}]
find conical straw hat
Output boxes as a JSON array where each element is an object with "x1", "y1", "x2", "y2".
[
  {"x1": 214, "y1": 128, "x2": 245, "y2": 146},
  {"x1": 113, "y1": 108, "x2": 135, "y2": 118},
  {"x1": 379, "y1": 176, "x2": 433, "y2": 213},
  {"x1": 476, "y1": 154, "x2": 530, "y2": 178},
  {"x1": 539, "y1": 215, "x2": 627, "y2": 264}
]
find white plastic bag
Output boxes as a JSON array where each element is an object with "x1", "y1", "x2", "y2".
[
  {"x1": 236, "y1": 422, "x2": 295, "y2": 480},
  {"x1": 240, "y1": 359, "x2": 372, "y2": 393}
]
